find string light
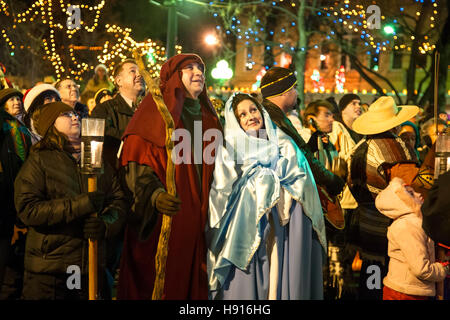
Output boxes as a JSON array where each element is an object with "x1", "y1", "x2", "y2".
[
  {"x1": 209, "y1": 0, "x2": 440, "y2": 65},
  {"x1": 322, "y1": 0, "x2": 440, "y2": 55},
  {"x1": 207, "y1": 0, "x2": 443, "y2": 95},
  {"x1": 0, "y1": 0, "x2": 182, "y2": 80}
]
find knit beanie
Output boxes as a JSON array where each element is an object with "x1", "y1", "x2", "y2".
[
  {"x1": 94, "y1": 64, "x2": 108, "y2": 74},
  {"x1": 0, "y1": 88, "x2": 23, "y2": 107},
  {"x1": 260, "y1": 67, "x2": 297, "y2": 99},
  {"x1": 35, "y1": 101, "x2": 73, "y2": 137},
  {"x1": 338, "y1": 93, "x2": 360, "y2": 114}
]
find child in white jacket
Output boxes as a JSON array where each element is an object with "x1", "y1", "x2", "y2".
[{"x1": 375, "y1": 177, "x2": 449, "y2": 300}]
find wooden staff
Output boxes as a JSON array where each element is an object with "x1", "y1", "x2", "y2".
[
  {"x1": 132, "y1": 50, "x2": 176, "y2": 300},
  {"x1": 88, "y1": 175, "x2": 98, "y2": 300}
]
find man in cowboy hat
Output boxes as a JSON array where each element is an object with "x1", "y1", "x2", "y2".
[
  {"x1": 348, "y1": 95, "x2": 420, "y2": 299},
  {"x1": 260, "y1": 67, "x2": 345, "y2": 198}
]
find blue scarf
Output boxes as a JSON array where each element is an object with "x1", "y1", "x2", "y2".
[{"x1": 207, "y1": 92, "x2": 326, "y2": 291}]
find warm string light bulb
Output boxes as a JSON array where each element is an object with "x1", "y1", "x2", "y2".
[{"x1": 0, "y1": 0, "x2": 161, "y2": 80}]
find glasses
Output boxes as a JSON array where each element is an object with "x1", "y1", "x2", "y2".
[{"x1": 60, "y1": 111, "x2": 79, "y2": 118}]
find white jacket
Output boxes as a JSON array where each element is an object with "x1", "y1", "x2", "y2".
[{"x1": 375, "y1": 178, "x2": 446, "y2": 296}]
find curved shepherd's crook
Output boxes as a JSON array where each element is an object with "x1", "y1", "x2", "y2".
[{"x1": 132, "y1": 50, "x2": 176, "y2": 300}]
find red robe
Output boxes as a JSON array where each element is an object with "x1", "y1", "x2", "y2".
[{"x1": 117, "y1": 54, "x2": 222, "y2": 299}]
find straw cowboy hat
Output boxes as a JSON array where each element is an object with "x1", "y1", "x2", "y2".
[{"x1": 352, "y1": 96, "x2": 419, "y2": 135}]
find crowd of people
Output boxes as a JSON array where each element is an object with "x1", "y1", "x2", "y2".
[{"x1": 0, "y1": 54, "x2": 449, "y2": 301}]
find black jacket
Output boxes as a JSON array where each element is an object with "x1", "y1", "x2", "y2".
[
  {"x1": 421, "y1": 170, "x2": 450, "y2": 246},
  {"x1": 261, "y1": 99, "x2": 345, "y2": 197},
  {"x1": 14, "y1": 149, "x2": 127, "y2": 275},
  {"x1": 90, "y1": 94, "x2": 136, "y2": 170},
  {"x1": 74, "y1": 102, "x2": 89, "y2": 119}
]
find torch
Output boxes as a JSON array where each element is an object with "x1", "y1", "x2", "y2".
[{"x1": 80, "y1": 117, "x2": 105, "y2": 300}]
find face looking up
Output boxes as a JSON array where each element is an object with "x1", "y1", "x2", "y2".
[
  {"x1": 4, "y1": 95, "x2": 23, "y2": 117},
  {"x1": 58, "y1": 79, "x2": 80, "y2": 105},
  {"x1": 54, "y1": 110, "x2": 80, "y2": 139},
  {"x1": 181, "y1": 62, "x2": 205, "y2": 100},
  {"x1": 43, "y1": 92, "x2": 59, "y2": 105},
  {"x1": 341, "y1": 99, "x2": 361, "y2": 121},
  {"x1": 116, "y1": 62, "x2": 144, "y2": 96},
  {"x1": 235, "y1": 99, "x2": 264, "y2": 133}
]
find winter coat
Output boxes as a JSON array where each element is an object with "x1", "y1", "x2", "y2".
[
  {"x1": 14, "y1": 148, "x2": 127, "y2": 276},
  {"x1": 375, "y1": 177, "x2": 446, "y2": 296},
  {"x1": 421, "y1": 170, "x2": 450, "y2": 246},
  {"x1": 90, "y1": 94, "x2": 136, "y2": 170},
  {"x1": 74, "y1": 102, "x2": 89, "y2": 119}
]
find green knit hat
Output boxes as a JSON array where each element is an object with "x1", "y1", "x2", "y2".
[{"x1": 35, "y1": 101, "x2": 73, "y2": 137}]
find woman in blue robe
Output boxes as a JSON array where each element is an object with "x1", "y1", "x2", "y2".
[{"x1": 207, "y1": 93, "x2": 327, "y2": 300}]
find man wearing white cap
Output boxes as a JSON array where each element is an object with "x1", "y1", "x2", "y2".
[{"x1": 348, "y1": 95, "x2": 420, "y2": 300}]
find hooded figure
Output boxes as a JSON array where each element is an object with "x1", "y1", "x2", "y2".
[
  {"x1": 117, "y1": 54, "x2": 222, "y2": 300},
  {"x1": 207, "y1": 92, "x2": 326, "y2": 300},
  {"x1": 375, "y1": 177, "x2": 448, "y2": 299}
]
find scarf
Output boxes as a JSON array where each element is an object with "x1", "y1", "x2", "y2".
[{"x1": 2, "y1": 117, "x2": 31, "y2": 162}]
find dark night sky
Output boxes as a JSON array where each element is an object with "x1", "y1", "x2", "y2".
[
  {"x1": 111, "y1": 0, "x2": 219, "y2": 81},
  {"x1": 113, "y1": 0, "x2": 217, "y2": 55},
  {"x1": 2, "y1": 0, "x2": 220, "y2": 83}
]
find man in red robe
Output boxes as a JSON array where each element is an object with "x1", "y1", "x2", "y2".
[{"x1": 117, "y1": 54, "x2": 222, "y2": 299}]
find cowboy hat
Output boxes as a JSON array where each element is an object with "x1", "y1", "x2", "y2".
[{"x1": 352, "y1": 96, "x2": 419, "y2": 135}]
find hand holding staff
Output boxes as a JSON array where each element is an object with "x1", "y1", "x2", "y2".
[{"x1": 132, "y1": 49, "x2": 178, "y2": 300}]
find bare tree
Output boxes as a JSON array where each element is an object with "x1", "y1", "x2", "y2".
[{"x1": 208, "y1": 0, "x2": 448, "y2": 113}]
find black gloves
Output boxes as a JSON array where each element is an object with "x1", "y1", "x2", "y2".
[
  {"x1": 83, "y1": 215, "x2": 106, "y2": 240},
  {"x1": 87, "y1": 191, "x2": 105, "y2": 213}
]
